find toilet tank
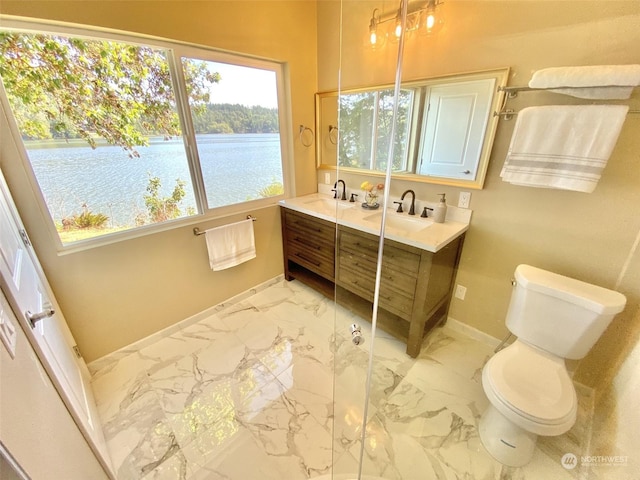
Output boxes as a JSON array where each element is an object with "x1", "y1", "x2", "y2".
[{"x1": 506, "y1": 265, "x2": 626, "y2": 360}]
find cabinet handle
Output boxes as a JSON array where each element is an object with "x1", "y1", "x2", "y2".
[
  {"x1": 294, "y1": 253, "x2": 321, "y2": 267},
  {"x1": 295, "y1": 236, "x2": 321, "y2": 250}
]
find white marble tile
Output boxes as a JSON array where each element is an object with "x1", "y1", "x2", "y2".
[
  {"x1": 275, "y1": 355, "x2": 335, "y2": 430},
  {"x1": 92, "y1": 278, "x2": 589, "y2": 480},
  {"x1": 418, "y1": 326, "x2": 494, "y2": 381},
  {"x1": 147, "y1": 341, "x2": 274, "y2": 447},
  {"x1": 184, "y1": 422, "x2": 298, "y2": 480},
  {"x1": 140, "y1": 450, "x2": 189, "y2": 480}
]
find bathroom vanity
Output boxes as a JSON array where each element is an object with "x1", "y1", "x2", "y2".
[{"x1": 279, "y1": 193, "x2": 469, "y2": 357}]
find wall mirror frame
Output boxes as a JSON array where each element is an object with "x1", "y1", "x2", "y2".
[{"x1": 316, "y1": 67, "x2": 510, "y2": 189}]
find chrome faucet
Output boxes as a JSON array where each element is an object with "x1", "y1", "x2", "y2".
[
  {"x1": 334, "y1": 179, "x2": 347, "y2": 201},
  {"x1": 400, "y1": 189, "x2": 416, "y2": 215}
]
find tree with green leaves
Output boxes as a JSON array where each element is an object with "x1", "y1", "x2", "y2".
[
  {"x1": 0, "y1": 32, "x2": 219, "y2": 157},
  {"x1": 143, "y1": 175, "x2": 191, "y2": 224}
]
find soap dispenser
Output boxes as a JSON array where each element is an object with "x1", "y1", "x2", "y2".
[{"x1": 433, "y1": 193, "x2": 447, "y2": 223}]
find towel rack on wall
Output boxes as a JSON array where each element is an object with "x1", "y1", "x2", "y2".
[
  {"x1": 299, "y1": 125, "x2": 314, "y2": 147},
  {"x1": 493, "y1": 85, "x2": 640, "y2": 120},
  {"x1": 193, "y1": 215, "x2": 257, "y2": 236},
  {"x1": 498, "y1": 84, "x2": 639, "y2": 98}
]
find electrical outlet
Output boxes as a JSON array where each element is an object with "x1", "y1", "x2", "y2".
[
  {"x1": 324, "y1": 173, "x2": 331, "y2": 185},
  {"x1": 458, "y1": 191, "x2": 471, "y2": 209},
  {"x1": 455, "y1": 284, "x2": 467, "y2": 300}
]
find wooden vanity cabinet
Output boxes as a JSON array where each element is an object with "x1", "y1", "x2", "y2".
[
  {"x1": 336, "y1": 226, "x2": 463, "y2": 357},
  {"x1": 281, "y1": 208, "x2": 336, "y2": 287},
  {"x1": 280, "y1": 207, "x2": 464, "y2": 357}
]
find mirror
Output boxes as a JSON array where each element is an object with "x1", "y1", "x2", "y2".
[{"x1": 316, "y1": 67, "x2": 509, "y2": 189}]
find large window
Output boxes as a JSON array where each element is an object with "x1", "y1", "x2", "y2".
[{"x1": 0, "y1": 27, "x2": 287, "y2": 247}]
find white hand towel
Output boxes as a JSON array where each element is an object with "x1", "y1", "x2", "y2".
[
  {"x1": 529, "y1": 65, "x2": 640, "y2": 99},
  {"x1": 205, "y1": 218, "x2": 256, "y2": 271},
  {"x1": 500, "y1": 105, "x2": 629, "y2": 193}
]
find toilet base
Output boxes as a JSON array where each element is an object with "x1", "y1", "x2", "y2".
[{"x1": 479, "y1": 405, "x2": 537, "y2": 467}]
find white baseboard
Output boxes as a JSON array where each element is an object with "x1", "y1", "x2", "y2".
[{"x1": 444, "y1": 316, "x2": 502, "y2": 349}]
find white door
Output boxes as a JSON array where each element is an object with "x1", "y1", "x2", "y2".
[
  {"x1": 0, "y1": 170, "x2": 112, "y2": 473},
  {"x1": 418, "y1": 78, "x2": 496, "y2": 179}
]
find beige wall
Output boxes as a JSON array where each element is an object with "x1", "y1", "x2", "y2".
[
  {"x1": 318, "y1": 1, "x2": 640, "y2": 473},
  {"x1": 0, "y1": 1, "x2": 319, "y2": 361}
]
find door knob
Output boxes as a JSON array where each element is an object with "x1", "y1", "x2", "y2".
[{"x1": 26, "y1": 308, "x2": 55, "y2": 329}]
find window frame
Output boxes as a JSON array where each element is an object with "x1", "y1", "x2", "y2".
[
  {"x1": 337, "y1": 87, "x2": 415, "y2": 173},
  {"x1": 0, "y1": 18, "x2": 294, "y2": 254}
]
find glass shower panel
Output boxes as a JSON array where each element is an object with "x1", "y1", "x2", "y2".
[
  {"x1": 352, "y1": 2, "x2": 640, "y2": 479},
  {"x1": 330, "y1": 1, "x2": 408, "y2": 479}
]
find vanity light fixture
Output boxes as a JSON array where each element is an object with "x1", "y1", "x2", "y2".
[{"x1": 368, "y1": 0, "x2": 444, "y2": 47}]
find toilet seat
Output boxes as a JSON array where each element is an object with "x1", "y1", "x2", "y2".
[{"x1": 483, "y1": 341, "x2": 577, "y2": 436}]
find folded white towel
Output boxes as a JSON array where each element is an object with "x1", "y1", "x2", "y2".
[
  {"x1": 500, "y1": 105, "x2": 629, "y2": 193},
  {"x1": 205, "y1": 218, "x2": 256, "y2": 271},
  {"x1": 529, "y1": 65, "x2": 640, "y2": 99}
]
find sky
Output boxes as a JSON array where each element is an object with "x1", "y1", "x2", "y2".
[{"x1": 205, "y1": 61, "x2": 279, "y2": 109}]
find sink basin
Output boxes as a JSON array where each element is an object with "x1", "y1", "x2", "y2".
[
  {"x1": 303, "y1": 198, "x2": 354, "y2": 211},
  {"x1": 363, "y1": 211, "x2": 433, "y2": 233}
]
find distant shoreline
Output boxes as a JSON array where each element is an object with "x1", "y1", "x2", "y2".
[{"x1": 23, "y1": 132, "x2": 274, "y2": 150}]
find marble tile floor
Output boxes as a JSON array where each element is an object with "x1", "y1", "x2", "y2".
[{"x1": 90, "y1": 278, "x2": 594, "y2": 480}]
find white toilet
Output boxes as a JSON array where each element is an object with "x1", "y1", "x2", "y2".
[{"x1": 479, "y1": 264, "x2": 626, "y2": 467}]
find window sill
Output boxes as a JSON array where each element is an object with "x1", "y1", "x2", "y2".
[{"x1": 55, "y1": 196, "x2": 282, "y2": 256}]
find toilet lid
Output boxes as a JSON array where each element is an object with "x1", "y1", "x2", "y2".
[{"x1": 485, "y1": 341, "x2": 576, "y2": 424}]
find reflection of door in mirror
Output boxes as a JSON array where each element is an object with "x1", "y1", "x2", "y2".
[
  {"x1": 316, "y1": 68, "x2": 509, "y2": 189},
  {"x1": 418, "y1": 78, "x2": 495, "y2": 180}
]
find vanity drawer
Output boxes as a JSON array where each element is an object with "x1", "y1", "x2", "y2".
[
  {"x1": 337, "y1": 227, "x2": 419, "y2": 320},
  {"x1": 282, "y1": 208, "x2": 336, "y2": 282},
  {"x1": 287, "y1": 240, "x2": 334, "y2": 278},
  {"x1": 338, "y1": 248, "x2": 417, "y2": 294},
  {"x1": 285, "y1": 228, "x2": 335, "y2": 263},
  {"x1": 338, "y1": 228, "x2": 420, "y2": 275},
  {"x1": 284, "y1": 210, "x2": 335, "y2": 243},
  {"x1": 336, "y1": 260, "x2": 415, "y2": 320}
]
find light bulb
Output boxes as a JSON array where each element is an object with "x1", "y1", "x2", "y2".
[
  {"x1": 395, "y1": 19, "x2": 403, "y2": 38},
  {"x1": 426, "y1": 13, "x2": 436, "y2": 30},
  {"x1": 369, "y1": 15, "x2": 378, "y2": 45}
]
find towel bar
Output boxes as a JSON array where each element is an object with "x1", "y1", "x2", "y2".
[
  {"x1": 498, "y1": 84, "x2": 639, "y2": 98},
  {"x1": 494, "y1": 108, "x2": 639, "y2": 120},
  {"x1": 193, "y1": 215, "x2": 257, "y2": 236}
]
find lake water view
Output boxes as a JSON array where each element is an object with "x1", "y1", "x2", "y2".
[{"x1": 26, "y1": 133, "x2": 283, "y2": 228}]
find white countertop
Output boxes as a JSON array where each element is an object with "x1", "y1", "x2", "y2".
[{"x1": 279, "y1": 193, "x2": 470, "y2": 253}]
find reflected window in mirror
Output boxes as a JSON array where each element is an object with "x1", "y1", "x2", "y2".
[
  {"x1": 316, "y1": 68, "x2": 509, "y2": 189},
  {"x1": 338, "y1": 88, "x2": 413, "y2": 172}
]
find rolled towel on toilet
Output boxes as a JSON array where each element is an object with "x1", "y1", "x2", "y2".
[{"x1": 528, "y1": 64, "x2": 640, "y2": 99}]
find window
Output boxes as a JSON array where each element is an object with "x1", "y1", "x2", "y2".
[
  {"x1": 0, "y1": 26, "x2": 288, "y2": 247},
  {"x1": 181, "y1": 58, "x2": 283, "y2": 208},
  {"x1": 338, "y1": 88, "x2": 413, "y2": 172}
]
